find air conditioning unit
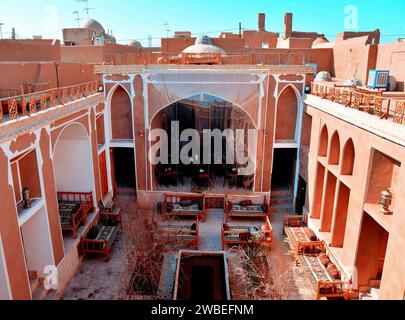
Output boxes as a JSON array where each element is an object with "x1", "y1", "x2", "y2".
[{"x1": 367, "y1": 70, "x2": 390, "y2": 89}]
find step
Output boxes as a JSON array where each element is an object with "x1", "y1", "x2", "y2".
[
  {"x1": 32, "y1": 283, "x2": 51, "y2": 300},
  {"x1": 369, "y1": 279, "x2": 381, "y2": 288},
  {"x1": 29, "y1": 277, "x2": 40, "y2": 293},
  {"x1": 271, "y1": 189, "x2": 293, "y2": 197},
  {"x1": 370, "y1": 287, "x2": 380, "y2": 299}
]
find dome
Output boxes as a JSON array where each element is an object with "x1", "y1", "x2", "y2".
[
  {"x1": 315, "y1": 71, "x2": 332, "y2": 82},
  {"x1": 128, "y1": 40, "x2": 142, "y2": 48},
  {"x1": 183, "y1": 35, "x2": 226, "y2": 55},
  {"x1": 83, "y1": 19, "x2": 105, "y2": 33},
  {"x1": 344, "y1": 77, "x2": 362, "y2": 86},
  {"x1": 183, "y1": 44, "x2": 226, "y2": 55},
  {"x1": 313, "y1": 37, "x2": 329, "y2": 45},
  {"x1": 195, "y1": 35, "x2": 212, "y2": 45}
]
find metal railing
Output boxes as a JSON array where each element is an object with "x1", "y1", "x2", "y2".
[
  {"x1": 0, "y1": 80, "x2": 100, "y2": 124},
  {"x1": 310, "y1": 83, "x2": 405, "y2": 126}
]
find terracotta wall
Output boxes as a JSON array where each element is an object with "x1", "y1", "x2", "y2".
[
  {"x1": 243, "y1": 30, "x2": 279, "y2": 49},
  {"x1": 277, "y1": 37, "x2": 314, "y2": 49},
  {"x1": 376, "y1": 42, "x2": 405, "y2": 91},
  {"x1": 332, "y1": 36, "x2": 378, "y2": 83},
  {"x1": 304, "y1": 101, "x2": 405, "y2": 299},
  {"x1": 0, "y1": 40, "x2": 61, "y2": 62},
  {"x1": 61, "y1": 43, "x2": 143, "y2": 63},
  {"x1": 0, "y1": 62, "x2": 97, "y2": 90}
]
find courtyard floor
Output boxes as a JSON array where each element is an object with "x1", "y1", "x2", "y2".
[{"x1": 60, "y1": 194, "x2": 314, "y2": 300}]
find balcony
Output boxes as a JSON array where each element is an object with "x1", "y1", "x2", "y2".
[{"x1": 0, "y1": 80, "x2": 102, "y2": 136}]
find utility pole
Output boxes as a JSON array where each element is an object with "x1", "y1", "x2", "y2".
[
  {"x1": 73, "y1": 11, "x2": 83, "y2": 28},
  {"x1": 239, "y1": 22, "x2": 242, "y2": 38},
  {"x1": 0, "y1": 23, "x2": 3, "y2": 39}
]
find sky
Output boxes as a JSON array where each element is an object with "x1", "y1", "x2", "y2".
[{"x1": 0, "y1": 0, "x2": 404, "y2": 46}]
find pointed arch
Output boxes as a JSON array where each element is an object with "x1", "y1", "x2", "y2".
[
  {"x1": 109, "y1": 84, "x2": 133, "y2": 140},
  {"x1": 53, "y1": 122, "x2": 95, "y2": 195},
  {"x1": 319, "y1": 125, "x2": 328, "y2": 157},
  {"x1": 275, "y1": 84, "x2": 300, "y2": 141},
  {"x1": 329, "y1": 131, "x2": 341, "y2": 165},
  {"x1": 341, "y1": 138, "x2": 355, "y2": 175},
  {"x1": 149, "y1": 92, "x2": 259, "y2": 130}
]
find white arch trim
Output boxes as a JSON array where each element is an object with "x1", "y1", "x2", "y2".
[
  {"x1": 149, "y1": 92, "x2": 259, "y2": 130},
  {"x1": 53, "y1": 122, "x2": 90, "y2": 156}
]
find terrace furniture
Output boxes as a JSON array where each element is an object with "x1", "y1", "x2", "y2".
[
  {"x1": 283, "y1": 215, "x2": 351, "y2": 300},
  {"x1": 283, "y1": 214, "x2": 317, "y2": 246},
  {"x1": 225, "y1": 194, "x2": 270, "y2": 222},
  {"x1": 221, "y1": 217, "x2": 273, "y2": 250},
  {"x1": 57, "y1": 192, "x2": 94, "y2": 238},
  {"x1": 161, "y1": 193, "x2": 206, "y2": 222},
  {"x1": 153, "y1": 219, "x2": 199, "y2": 249},
  {"x1": 81, "y1": 211, "x2": 122, "y2": 261},
  {"x1": 294, "y1": 241, "x2": 351, "y2": 300}
]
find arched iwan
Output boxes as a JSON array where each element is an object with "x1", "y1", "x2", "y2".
[{"x1": 275, "y1": 85, "x2": 299, "y2": 141}]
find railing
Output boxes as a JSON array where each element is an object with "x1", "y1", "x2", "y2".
[
  {"x1": 310, "y1": 83, "x2": 405, "y2": 126},
  {"x1": 0, "y1": 80, "x2": 100, "y2": 124},
  {"x1": 180, "y1": 52, "x2": 222, "y2": 65}
]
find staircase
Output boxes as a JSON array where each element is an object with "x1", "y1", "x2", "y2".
[
  {"x1": 270, "y1": 189, "x2": 294, "y2": 213},
  {"x1": 359, "y1": 280, "x2": 381, "y2": 300},
  {"x1": 29, "y1": 271, "x2": 59, "y2": 300}
]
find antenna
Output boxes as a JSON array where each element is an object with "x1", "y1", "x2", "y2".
[
  {"x1": 148, "y1": 35, "x2": 152, "y2": 47},
  {"x1": 73, "y1": 11, "x2": 83, "y2": 28},
  {"x1": 0, "y1": 23, "x2": 3, "y2": 39},
  {"x1": 161, "y1": 22, "x2": 172, "y2": 38},
  {"x1": 76, "y1": 0, "x2": 95, "y2": 19}
]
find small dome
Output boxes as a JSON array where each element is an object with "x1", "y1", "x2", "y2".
[
  {"x1": 83, "y1": 19, "x2": 105, "y2": 33},
  {"x1": 195, "y1": 35, "x2": 212, "y2": 45},
  {"x1": 128, "y1": 40, "x2": 142, "y2": 48},
  {"x1": 183, "y1": 44, "x2": 226, "y2": 55},
  {"x1": 344, "y1": 77, "x2": 362, "y2": 86},
  {"x1": 313, "y1": 37, "x2": 329, "y2": 45},
  {"x1": 315, "y1": 71, "x2": 332, "y2": 82}
]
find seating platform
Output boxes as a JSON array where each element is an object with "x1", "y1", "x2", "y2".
[
  {"x1": 283, "y1": 214, "x2": 351, "y2": 300},
  {"x1": 226, "y1": 194, "x2": 270, "y2": 222},
  {"x1": 221, "y1": 217, "x2": 273, "y2": 250},
  {"x1": 58, "y1": 192, "x2": 94, "y2": 238}
]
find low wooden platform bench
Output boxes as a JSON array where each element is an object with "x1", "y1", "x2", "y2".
[
  {"x1": 81, "y1": 212, "x2": 122, "y2": 261},
  {"x1": 98, "y1": 200, "x2": 121, "y2": 224},
  {"x1": 153, "y1": 219, "x2": 199, "y2": 249},
  {"x1": 225, "y1": 194, "x2": 270, "y2": 222},
  {"x1": 57, "y1": 192, "x2": 93, "y2": 238},
  {"x1": 221, "y1": 217, "x2": 273, "y2": 250},
  {"x1": 160, "y1": 193, "x2": 206, "y2": 222},
  {"x1": 283, "y1": 214, "x2": 318, "y2": 245}
]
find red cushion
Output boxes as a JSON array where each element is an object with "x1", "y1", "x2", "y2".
[
  {"x1": 304, "y1": 228, "x2": 318, "y2": 241},
  {"x1": 240, "y1": 200, "x2": 252, "y2": 207},
  {"x1": 289, "y1": 219, "x2": 303, "y2": 227},
  {"x1": 327, "y1": 264, "x2": 340, "y2": 279}
]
